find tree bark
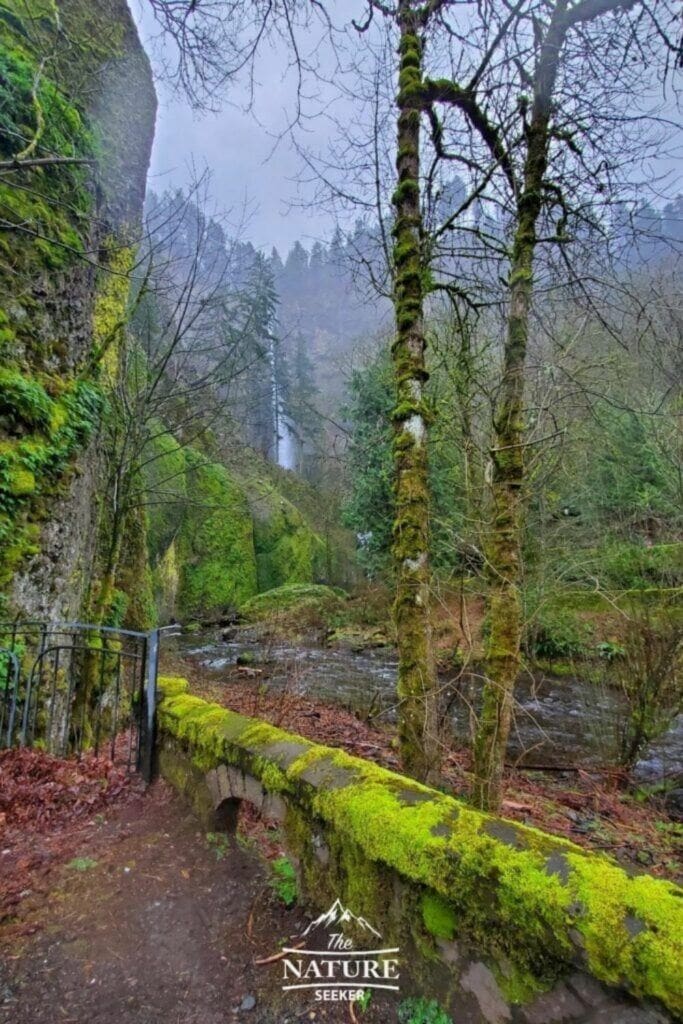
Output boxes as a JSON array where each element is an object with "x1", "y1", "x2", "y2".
[
  {"x1": 473, "y1": 2, "x2": 568, "y2": 811},
  {"x1": 472, "y1": 209, "x2": 532, "y2": 811},
  {"x1": 392, "y1": 2, "x2": 439, "y2": 783}
]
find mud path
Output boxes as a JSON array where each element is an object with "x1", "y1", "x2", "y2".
[{"x1": 0, "y1": 782, "x2": 390, "y2": 1024}]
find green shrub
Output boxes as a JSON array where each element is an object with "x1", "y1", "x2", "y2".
[
  {"x1": 598, "y1": 542, "x2": 682, "y2": 590},
  {"x1": 398, "y1": 998, "x2": 453, "y2": 1024},
  {"x1": 526, "y1": 605, "x2": 591, "y2": 661},
  {"x1": 596, "y1": 640, "x2": 625, "y2": 662},
  {"x1": 608, "y1": 609, "x2": 682, "y2": 769},
  {"x1": 206, "y1": 832, "x2": 230, "y2": 860},
  {"x1": 269, "y1": 855, "x2": 297, "y2": 906},
  {"x1": 67, "y1": 857, "x2": 98, "y2": 872}
]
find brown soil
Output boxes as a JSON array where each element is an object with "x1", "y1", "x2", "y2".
[{"x1": 0, "y1": 777, "x2": 396, "y2": 1024}]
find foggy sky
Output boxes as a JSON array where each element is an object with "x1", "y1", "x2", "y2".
[
  {"x1": 131, "y1": 3, "x2": 681, "y2": 258},
  {"x1": 131, "y1": 3, "x2": 340, "y2": 255}
]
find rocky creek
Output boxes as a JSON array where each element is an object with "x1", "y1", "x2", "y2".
[{"x1": 176, "y1": 629, "x2": 682, "y2": 787}]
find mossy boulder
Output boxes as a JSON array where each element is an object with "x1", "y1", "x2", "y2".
[
  {"x1": 326, "y1": 624, "x2": 391, "y2": 650},
  {"x1": 239, "y1": 583, "x2": 347, "y2": 622}
]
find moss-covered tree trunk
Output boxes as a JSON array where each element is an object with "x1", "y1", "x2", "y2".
[
  {"x1": 473, "y1": 5, "x2": 568, "y2": 811},
  {"x1": 391, "y1": 3, "x2": 439, "y2": 783},
  {"x1": 472, "y1": 210, "x2": 533, "y2": 810}
]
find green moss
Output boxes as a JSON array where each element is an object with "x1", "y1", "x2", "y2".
[
  {"x1": 143, "y1": 428, "x2": 188, "y2": 561},
  {"x1": 393, "y1": 177, "x2": 420, "y2": 207},
  {"x1": 0, "y1": 27, "x2": 94, "y2": 288},
  {"x1": 154, "y1": 537, "x2": 180, "y2": 622},
  {"x1": 143, "y1": 433, "x2": 352, "y2": 622},
  {"x1": 421, "y1": 892, "x2": 457, "y2": 940},
  {"x1": 92, "y1": 245, "x2": 136, "y2": 379},
  {"x1": 116, "y1": 502, "x2": 155, "y2": 630},
  {"x1": 177, "y1": 450, "x2": 258, "y2": 619},
  {"x1": 7, "y1": 466, "x2": 35, "y2": 495},
  {"x1": 494, "y1": 962, "x2": 547, "y2": 1005},
  {"x1": 143, "y1": 437, "x2": 272, "y2": 621},
  {"x1": 251, "y1": 486, "x2": 324, "y2": 591},
  {"x1": 568, "y1": 853, "x2": 683, "y2": 1009},
  {"x1": 157, "y1": 675, "x2": 190, "y2": 698},
  {"x1": 0, "y1": 0, "x2": 148, "y2": 610},
  {"x1": 157, "y1": 683, "x2": 683, "y2": 1016},
  {"x1": 0, "y1": 376, "x2": 103, "y2": 587},
  {"x1": 239, "y1": 582, "x2": 347, "y2": 620},
  {"x1": 257, "y1": 759, "x2": 292, "y2": 794}
]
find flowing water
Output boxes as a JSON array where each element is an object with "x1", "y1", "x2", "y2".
[{"x1": 176, "y1": 629, "x2": 682, "y2": 785}]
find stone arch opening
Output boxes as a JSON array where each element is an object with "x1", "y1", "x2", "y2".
[{"x1": 212, "y1": 796, "x2": 241, "y2": 834}]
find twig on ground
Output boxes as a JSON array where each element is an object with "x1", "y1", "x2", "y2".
[{"x1": 254, "y1": 940, "x2": 304, "y2": 966}]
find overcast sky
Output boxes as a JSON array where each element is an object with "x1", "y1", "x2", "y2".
[
  {"x1": 131, "y1": 3, "x2": 344, "y2": 256},
  {"x1": 131, "y1": 3, "x2": 681, "y2": 257}
]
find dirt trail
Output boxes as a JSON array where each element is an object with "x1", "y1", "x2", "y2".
[{"x1": 0, "y1": 781, "x2": 388, "y2": 1024}]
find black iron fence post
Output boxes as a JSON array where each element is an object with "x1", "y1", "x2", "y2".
[{"x1": 140, "y1": 627, "x2": 160, "y2": 784}]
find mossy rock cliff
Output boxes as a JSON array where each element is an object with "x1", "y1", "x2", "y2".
[
  {"x1": 0, "y1": 0, "x2": 155, "y2": 619},
  {"x1": 144, "y1": 430, "x2": 344, "y2": 623},
  {"x1": 176, "y1": 452, "x2": 258, "y2": 619}
]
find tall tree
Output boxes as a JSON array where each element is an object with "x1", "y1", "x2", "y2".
[
  {"x1": 412, "y1": 0, "x2": 680, "y2": 808},
  {"x1": 389, "y1": 1, "x2": 439, "y2": 780}
]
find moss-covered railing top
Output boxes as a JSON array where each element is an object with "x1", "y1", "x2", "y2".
[{"x1": 156, "y1": 677, "x2": 683, "y2": 1017}]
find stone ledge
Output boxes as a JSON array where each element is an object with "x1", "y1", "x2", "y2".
[{"x1": 156, "y1": 677, "x2": 683, "y2": 1020}]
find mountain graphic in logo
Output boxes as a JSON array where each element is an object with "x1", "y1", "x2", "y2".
[{"x1": 301, "y1": 898, "x2": 382, "y2": 940}]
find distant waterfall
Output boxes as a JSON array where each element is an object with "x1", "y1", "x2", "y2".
[
  {"x1": 275, "y1": 404, "x2": 297, "y2": 470},
  {"x1": 270, "y1": 336, "x2": 298, "y2": 471}
]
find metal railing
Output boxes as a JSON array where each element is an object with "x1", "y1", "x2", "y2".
[{"x1": 0, "y1": 621, "x2": 164, "y2": 782}]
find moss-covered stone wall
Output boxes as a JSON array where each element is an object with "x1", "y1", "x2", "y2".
[
  {"x1": 156, "y1": 677, "x2": 682, "y2": 1023},
  {"x1": 0, "y1": 0, "x2": 156, "y2": 620}
]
